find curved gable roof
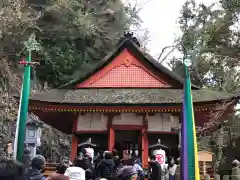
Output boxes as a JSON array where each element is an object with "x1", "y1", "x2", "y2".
[{"x1": 70, "y1": 39, "x2": 199, "y2": 89}]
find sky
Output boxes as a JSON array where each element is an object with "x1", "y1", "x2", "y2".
[{"x1": 135, "y1": 0, "x2": 217, "y2": 61}]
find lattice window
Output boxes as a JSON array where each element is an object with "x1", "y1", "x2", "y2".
[{"x1": 90, "y1": 64, "x2": 168, "y2": 87}]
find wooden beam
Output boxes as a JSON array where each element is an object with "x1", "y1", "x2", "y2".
[
  {"x1": 107, "y1": 115, "x2": 115, "y2": 151},
  {"x1": 108, "y1": 127, "x2": 115, "y2": 151},
  {"x1": 71, "y1": 135, "x2": 78, "y2": 161},
  {"x1": 142, "y1": 113, "x2": 149, "y2": 169}
]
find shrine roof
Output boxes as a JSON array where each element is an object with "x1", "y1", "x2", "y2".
[
  {"x1": 29, "y1": 88, "x2": 239, "y2": 105},
  {"x1": 68, "y1": 38, "x2": 198, "y2": 89}
]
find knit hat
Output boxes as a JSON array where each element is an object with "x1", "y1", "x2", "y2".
[
  {"x1": 117, "y1": 166, "x2": 138, "y2": 180},
  {"x1": 232, "y1": 159, "x2": 240, "y2": 166}
]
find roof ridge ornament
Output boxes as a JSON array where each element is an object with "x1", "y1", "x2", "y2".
[{"x1": 118, "y1": 31, "x2": 141, "y2": 47}]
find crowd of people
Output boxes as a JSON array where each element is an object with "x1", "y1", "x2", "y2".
[{"x1": 0, "y1": 149, "x2": 180, "y2": 180}]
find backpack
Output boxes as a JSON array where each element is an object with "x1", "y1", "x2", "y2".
[{"x1": 29, "y1": 175, "x2": 45, "y2": 180}]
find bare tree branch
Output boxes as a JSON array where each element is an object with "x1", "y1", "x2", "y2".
[
  {"x1": 157, "y1": 43, "x2": 179, "y2": 63},
  {"x1": 125, "y1": 0, "x2": 152, "y2": 26},
  {"x1": 159, "y1": 46, "x2": 177, "y2": 64}
]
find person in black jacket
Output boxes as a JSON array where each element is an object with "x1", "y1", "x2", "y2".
[
  {"x1": 25, "y1": 155, "x2": 46, "y2": 180},
  {"x1": 97, "y1": 151, "x2": 115, "y2": 179},
  {"x1": 0, "y1": 158, "x2": 26, "y2": 180},
  {"x1": 75, "y1": 151, "x2": 92, "y2": 171},
  {"x1": 148, "y1": 155, "x2": 161, "y2": 180}
]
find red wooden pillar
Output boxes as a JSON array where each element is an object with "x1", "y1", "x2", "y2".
[
  {"x1": 142, "y1": 113, "x2": 148, "y2": 169},
  {"x1": 108, "y1": 127, "x2": 115, "y2": 151},
  {"x1": 141, "y1": 128, "x2": 148, "y2": 168},
  {"x1": 71, "y1": 118, "x2": 78, "y2": 161},
  {"x1": 71, "y1": 135, "x2": 78, "y2": 161}
]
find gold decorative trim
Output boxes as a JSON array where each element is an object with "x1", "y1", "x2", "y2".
[{"x1": 29, "y1": 106, "x2": 215, "y2": 113}]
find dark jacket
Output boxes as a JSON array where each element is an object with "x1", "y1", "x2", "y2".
[
  {"x1": 75, "y1": 156, "x2": 92, "y2": 170},
  {"x1": 25, "y1": 168, "x2": 46, "y2": 180},
  {"x1": 97, "y1": 159, "x2": 115, "y2": 179},
  {"x1": 112, "y1": 157, "x2": 123, "y2": 179},
  {"x1": 122, "y1": 159, "x2": 133, "y2": 166},
  {"x1": 116, "y1": 166, "x2": 138, "y2": 180},
  {"x1": 149, "y1": 161, "x2": 161, "y2": 180}
]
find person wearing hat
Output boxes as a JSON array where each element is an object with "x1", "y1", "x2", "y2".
[
  {"x1": 116, "y1": 166, "x2": 138, "y2": 180},
  {"x1": 231, "y1": 159, "x2": 240, "y2": 180},
  {"x1": 65, "y1": 158, "x2": 85, "y2": 180}
]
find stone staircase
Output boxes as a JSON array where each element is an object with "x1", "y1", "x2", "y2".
[{"x1": 43, "y1": 163, "x2": 59, "y2": 176}]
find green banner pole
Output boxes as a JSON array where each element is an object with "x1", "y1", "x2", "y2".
[
  {"x1": 14, "y1": 33, "x2": 41, "y2": 162},
  {"x1": 16, "y1": 50, "x2": 32, "y2": 161}
]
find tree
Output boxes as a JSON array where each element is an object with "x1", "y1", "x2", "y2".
[
  {"x1": 170, "y1": 0, "x2": 240, "y2": 91},
  {"x1": 172, "y1": 0, "x2": 240, "y2": 174},
  {"x1": 0, "y1": 0, "x2": 142, "y2": 87},
  {"x1": 34, "y1": 0, "x2": 142, "y2": 87},
  {"x1": 0, "y1": 0, "x2": 143, "y2": 159}
]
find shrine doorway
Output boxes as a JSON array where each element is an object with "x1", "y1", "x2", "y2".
[{"x1": 114, "y1": 130, "x2": 141, "y2": 160}]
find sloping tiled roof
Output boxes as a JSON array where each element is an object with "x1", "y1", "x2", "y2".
[
  {"x1": 29, "y1": 88, "x2": 238, "y2": 104},
  {"x1": 69, "y1": 39, "x2": 199, "y2": 89}
]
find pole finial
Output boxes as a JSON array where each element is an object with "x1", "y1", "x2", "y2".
[
  {"x1": 24, "y1": 33, "x2": 41, "y2": 52},
  {"x1": 183, "y1": 58, "x2": 192, "y2": 67}
]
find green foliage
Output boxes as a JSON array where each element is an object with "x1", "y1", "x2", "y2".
[
  {"x1": 172, "y1": 1, "x2": 240, "y2": 171},
  {"x1": 36, "y1": 0, "x2": 142, "y2": 87},
  {"x1": 170, "y1": 0, "x2": 240, "y2": 91},
  {"x1": 0, "y1": 0, "x2": 141, "y2": 87},
  {"x1": 37, "y1": 41, "x2": 83, "y2": 87}
]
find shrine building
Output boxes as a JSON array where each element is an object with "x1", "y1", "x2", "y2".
[{"x1": 28, "y1": 35, "x2": 239, "y2": 168}]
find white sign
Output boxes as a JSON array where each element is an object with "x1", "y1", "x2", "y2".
[
  {"x1": 153, "y1": 149, "x2": 166, "y2": 165},
  {"x1": 85, "y1": 148, "x2": 94, "y2": 163}
]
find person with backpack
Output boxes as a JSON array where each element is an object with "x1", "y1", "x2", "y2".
[{"x1": 25, "y1": 155, "x2": 46, "y2": 180}]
